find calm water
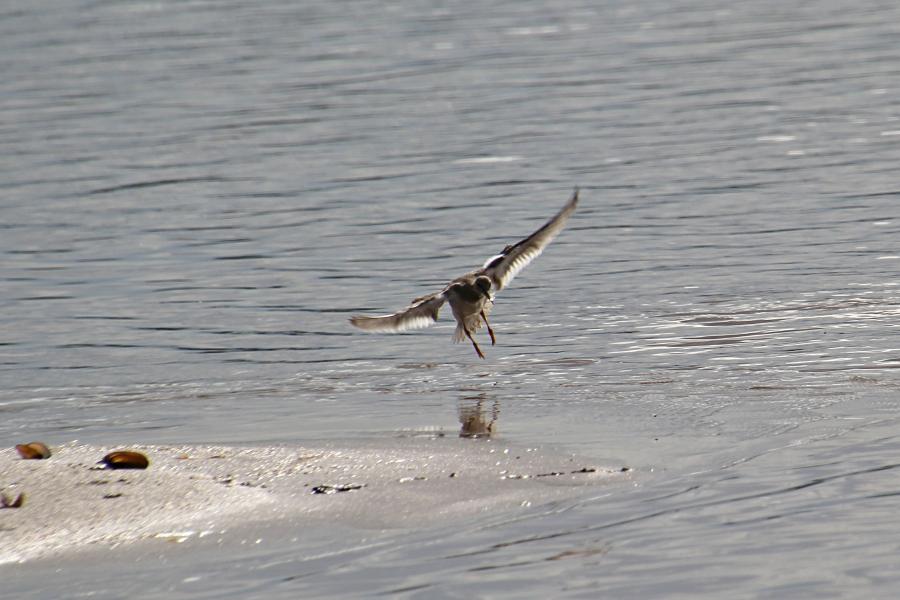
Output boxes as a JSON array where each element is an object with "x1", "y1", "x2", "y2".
[{"x1": 2, "y1": 0, "x2": 900, "y2": 597}]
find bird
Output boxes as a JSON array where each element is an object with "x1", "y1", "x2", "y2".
[{"x1": 349, "y1": 190, "x2": 579, "y2": 358}]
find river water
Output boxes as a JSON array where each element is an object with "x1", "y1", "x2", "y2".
[{"x1": 2, "y1": 0, "x2": 899, "y2": 597}]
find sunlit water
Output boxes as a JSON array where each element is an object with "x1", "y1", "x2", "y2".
[{"x1": 2, "y1": 0, "x2": 899, "y2": 597}]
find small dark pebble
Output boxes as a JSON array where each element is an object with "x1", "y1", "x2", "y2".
[
  {"x1": 620, "y1": 467, "x2": 632, "y2": 472},
  {"x1": 449, "y1": 472, "x2": 458, "y2": 478},
  {"x1": 310, "y1": 484, "x2": 364, "y2": 495},
  {"x1": 571, "y1": 467, "x2": 597, "y2": 474},
  {"x1": 535, "y1": 471, "x2": 565, "y2": 478},
  {"x1": 103, "y1": 493, "x2": 123, "y2": 499}
]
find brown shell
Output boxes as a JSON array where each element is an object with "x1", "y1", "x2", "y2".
[
  {"x1": 15, "y1": 442, "x2": 52, "y2": 460},
  {"x1": 101, "y1": 451, "x2": 150, "y2": 470}
]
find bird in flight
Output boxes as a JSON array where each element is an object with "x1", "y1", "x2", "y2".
[{"x1": 349, "y1": 190, "x2": 579, "y2": 358}]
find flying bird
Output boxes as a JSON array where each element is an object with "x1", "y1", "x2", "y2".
[{"x1": 349, "y1": 190, "x2": 579, "y2": 358}]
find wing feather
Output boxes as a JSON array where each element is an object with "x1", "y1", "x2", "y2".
[
  {"x1": 483, "y1": 189, "x2": 578, "y2": 290},
  {"x1": 349, "y1": 293, "x2": 446, "y2": 333}
]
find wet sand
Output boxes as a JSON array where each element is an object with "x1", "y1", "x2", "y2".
[{"x1": 0, "y1": 439, "x2": 627, "y2": 564}]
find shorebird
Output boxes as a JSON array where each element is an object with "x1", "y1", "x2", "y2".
[{"x1": 349, "y1": 190, "x2": 578, "y2": 358}]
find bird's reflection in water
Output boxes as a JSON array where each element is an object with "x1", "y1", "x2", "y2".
[{"x1": 458, "y1": 393, "x2": 500, "y2": 438}]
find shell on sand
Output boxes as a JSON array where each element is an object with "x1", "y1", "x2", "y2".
[
  {"x1": 100, "y1": 451, "x2": 150, "y2": 470},
  {"x1": 15, "y1": 442, "x2": 52, "y2": 460},
  {"x1": 1, "y1": 492, "x2": 25, "y2": 508}
]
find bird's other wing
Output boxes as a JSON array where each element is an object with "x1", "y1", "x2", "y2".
[
  {"x1": 482, "y1": 189, "x2": 579, "y2": 291},
  {"x1": 349, "y1": 292, "x2": 446, "y2": 333}
]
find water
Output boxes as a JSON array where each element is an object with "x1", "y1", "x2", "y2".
[{"x1": 2, "y1": 0, "x2": 899, "y2": 596}]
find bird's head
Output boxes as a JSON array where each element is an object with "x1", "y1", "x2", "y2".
[{"x1": 475, "y1": 276, "x2": 492, "y2": 297}]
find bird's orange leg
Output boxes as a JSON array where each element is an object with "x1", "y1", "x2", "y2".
[
  {"x1": 465, "y1": 328, "x2": 485, "y2": 359},
  {"x1": 480, "y1": 310, "x2": 496, "y2": 345}
]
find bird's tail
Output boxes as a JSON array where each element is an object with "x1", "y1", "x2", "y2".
[{"x1": 452, "y1": 317, "x2": 483, "y2": 342}]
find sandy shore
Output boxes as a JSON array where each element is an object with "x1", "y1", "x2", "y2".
[{"x1": 1, "y1": 438, "x2": 627, "y2": 564}]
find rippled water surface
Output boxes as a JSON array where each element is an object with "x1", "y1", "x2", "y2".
[{"x1": 2, "y1": 0, "x2": 900, "y2": 597}]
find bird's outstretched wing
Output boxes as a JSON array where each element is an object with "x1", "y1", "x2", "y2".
[
  {"x1": 349, "y1": 293, "x2": 446, "y2": 333},
  {"x1": 482, "y1": 189, "x2": 578, "y2": 290}
]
